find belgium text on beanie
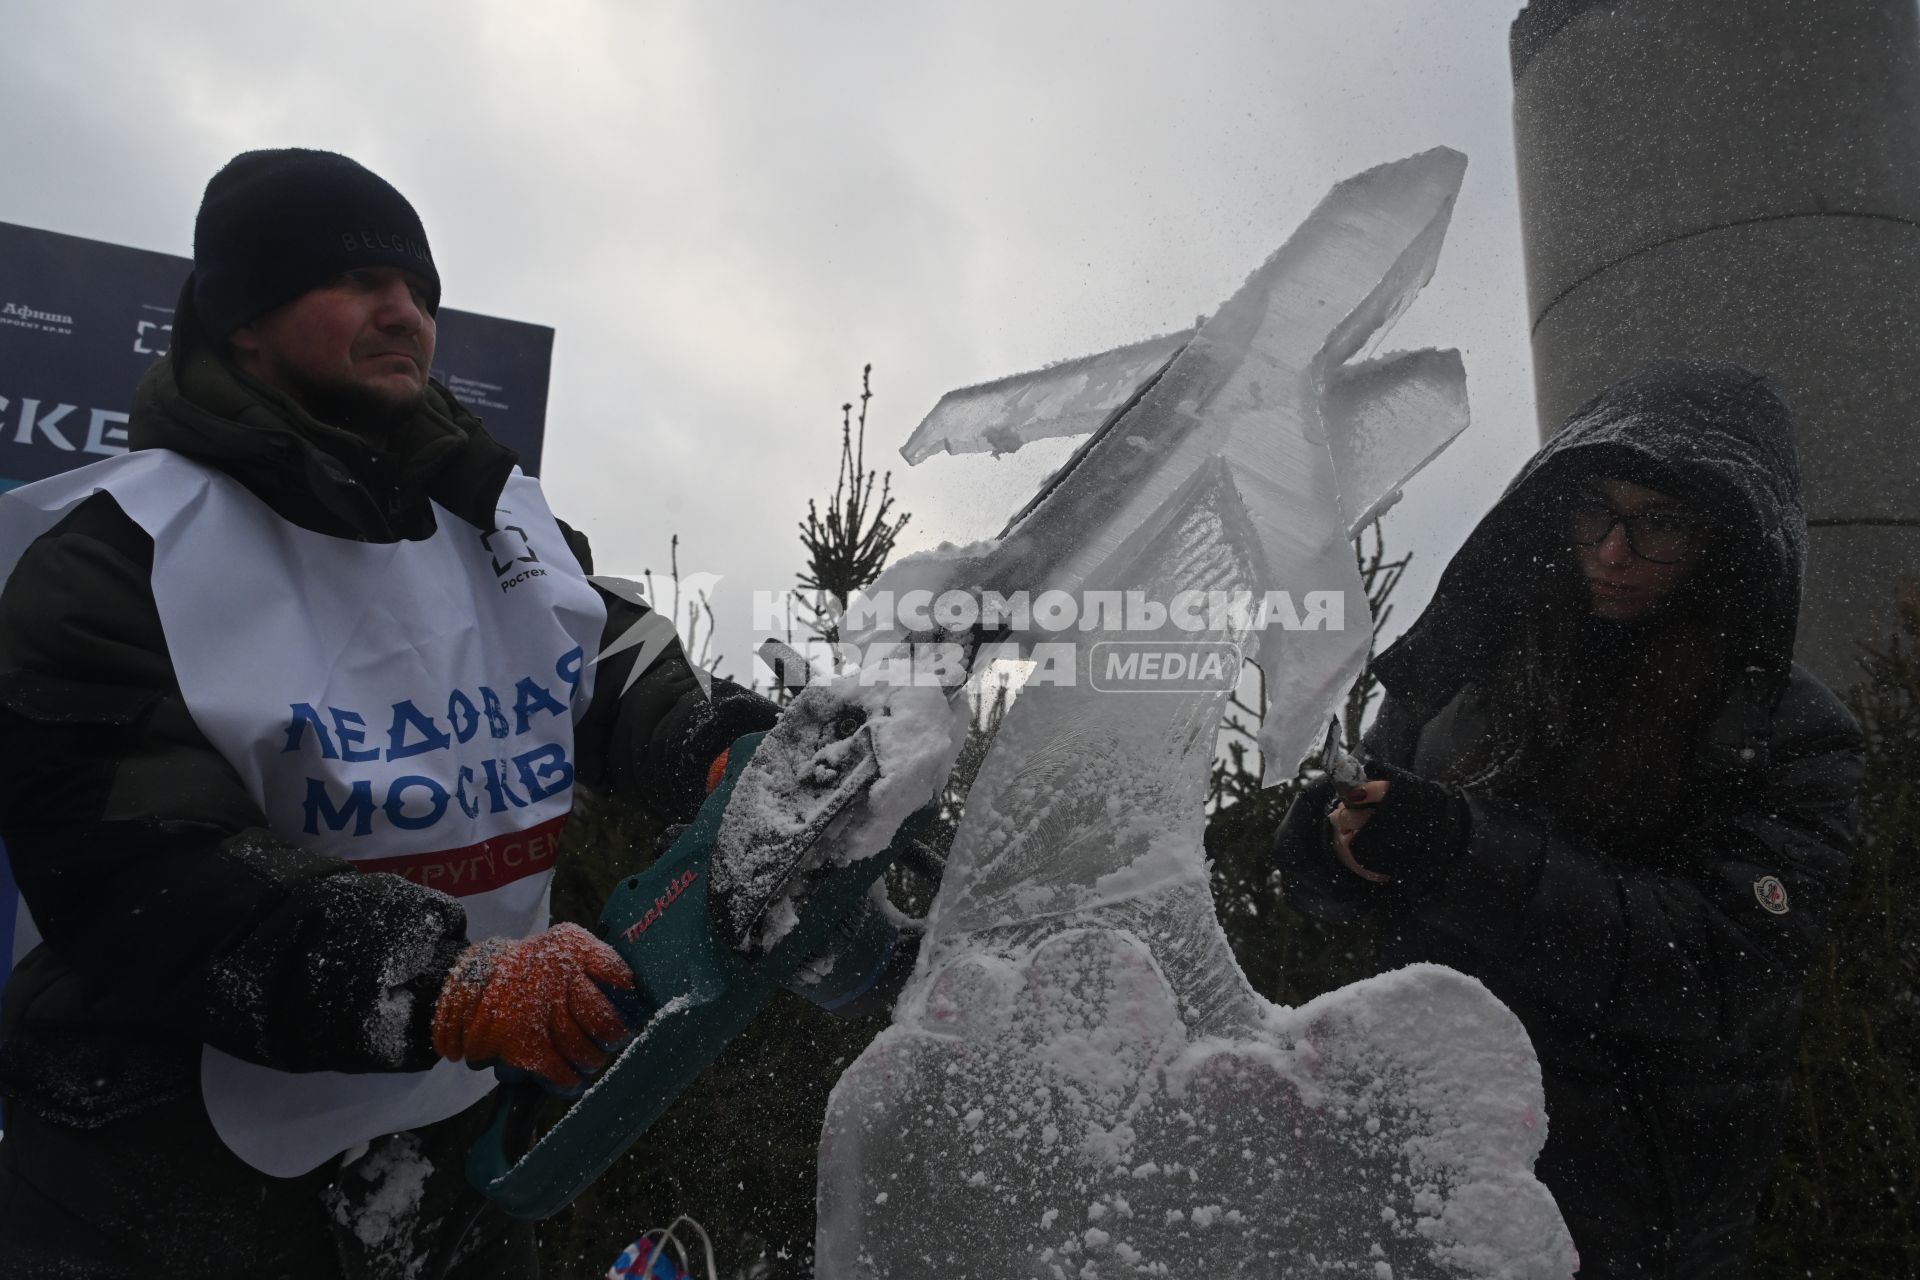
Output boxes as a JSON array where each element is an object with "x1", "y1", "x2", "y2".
[{"x1": 191, "y1": 148, "x2": 440, "y2": 338}]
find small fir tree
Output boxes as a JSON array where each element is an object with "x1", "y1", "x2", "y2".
[{"x1": 1754, "y1": 582, "x2": 1920, "y2": 1276}]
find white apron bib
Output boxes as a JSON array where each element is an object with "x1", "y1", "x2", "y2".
[{"x1": 0, "y1": 449, "x2": 607, "y2": 1175}]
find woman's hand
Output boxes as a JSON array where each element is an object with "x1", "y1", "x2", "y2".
[
  {"x1": 1330, "y1": 780, "x2": 1394, "y2": 882},
  {"x1": 1327, "y1": 762, "x2": 1474, "y2": 889}
]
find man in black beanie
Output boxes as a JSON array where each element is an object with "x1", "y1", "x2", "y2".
[
  {"x1": 0, "y1": 150, "x2": 780, "y2": 1277},
  {"x1": 192, "y1": 148, "x2": 443, "y2": 441}
]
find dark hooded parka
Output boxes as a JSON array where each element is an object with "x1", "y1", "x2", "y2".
[{"x1": 1274, "y1": 361, "x2": 1865, "y2": 1279}]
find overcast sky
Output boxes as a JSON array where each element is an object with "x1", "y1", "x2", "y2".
[{"x1": 0, "y1": 0, "x2": 1542, "y2": 697}]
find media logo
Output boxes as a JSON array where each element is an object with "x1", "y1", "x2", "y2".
[
  {"x1": 0, "y1": 300, "x2": 74, "y2": 336},
  {"x1": 589, "y1": 575, "x2": 717, "y2": 701},
  {"x1": 1089, "y1": 641, "x2": 1242, "y2": 693}
]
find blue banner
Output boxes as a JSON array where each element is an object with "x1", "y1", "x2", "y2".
[{"x1": 0, "y1": 218, "x2": 555, "y2": 995}]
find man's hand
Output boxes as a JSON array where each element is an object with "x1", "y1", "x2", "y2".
[
  {"x1": 1329, "y1": 780, "x2": 1393, "y2": 882},
  {"x1": 431, "y1": 923, "x2": 636, "y2": 1093}
]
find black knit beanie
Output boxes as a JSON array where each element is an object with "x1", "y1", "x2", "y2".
[{"x1": 190, "y1": 148, "x2": 440, "y2": 338}]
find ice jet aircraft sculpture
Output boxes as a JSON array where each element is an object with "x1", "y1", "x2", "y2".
[{"x1": 816, "y1": 150, "x2": 1578, "y2": 1278}]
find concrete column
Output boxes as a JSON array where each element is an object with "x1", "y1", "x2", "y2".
[{"x1": 1512, "y1": 0, "x2": 1920, "y2": 691}]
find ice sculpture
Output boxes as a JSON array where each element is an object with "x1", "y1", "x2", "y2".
[{"x1": 817, "y1": 151, "x2": 1576, "y2": 1278}]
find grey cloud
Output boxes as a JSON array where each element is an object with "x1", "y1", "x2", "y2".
[{"x1": 2, "y1": 0, "x2": 1541, "y2": 687}]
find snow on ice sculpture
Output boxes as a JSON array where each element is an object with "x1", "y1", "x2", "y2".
[{"x1": 816, "y1": 150, "x2": 1578, "y2": 1278}]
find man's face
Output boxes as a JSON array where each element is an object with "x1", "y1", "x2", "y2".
[{"x1": 228, "y1": 267, "x2": 437, "y2": 433}]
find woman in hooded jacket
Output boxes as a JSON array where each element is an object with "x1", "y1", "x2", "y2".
[{"x1": 1273, "y1": 360, "x2": 1865, "y2": 1278}]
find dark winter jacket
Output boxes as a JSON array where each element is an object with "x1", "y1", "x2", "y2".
[
  {"x1": 1274, "y1": 361, "x2": 1865, "y2": 1278},
  {"x1": 0, "y1": 294, "x2": 778, "y2": 1129}
]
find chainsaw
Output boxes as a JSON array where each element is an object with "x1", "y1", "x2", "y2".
[{"x1": 462, "y1": 653, "x2": 962, "y2": 1222}]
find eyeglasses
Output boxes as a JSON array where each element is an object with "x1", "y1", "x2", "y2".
[{"x1": 1567, "y1": 497, "x2": 1704, "y2": 565}]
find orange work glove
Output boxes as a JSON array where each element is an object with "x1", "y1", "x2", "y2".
[
  {"x1": 431, "y1": 923, "x2": 636, "y2": 1092},
  {"x1": 706, "y1": 748, "x2": 732, "y2": 794}
]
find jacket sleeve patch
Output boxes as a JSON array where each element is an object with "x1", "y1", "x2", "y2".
[{"x1": 1752, "y1": 874, "x2": 1791, "y2": 915}]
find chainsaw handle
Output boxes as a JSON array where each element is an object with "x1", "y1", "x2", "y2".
[
  {"x1": 467, "y1": 1080, "x2": 547, "y2": 1198},
  {"x1": 465, "y1": 985, "x2": 648, "y2": 1196}
]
